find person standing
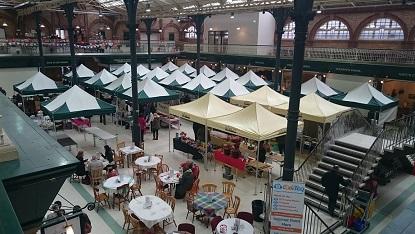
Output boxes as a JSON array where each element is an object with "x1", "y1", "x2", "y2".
[
  {"x1": 321, "y1": 165, "x2": 350, "y2": 216},
  {"x1": 152, "y1": 113, "x2": 161, "y2": 140},
  {"x1": 138, "y1": 113, "x2": 146, "y2": 143}
]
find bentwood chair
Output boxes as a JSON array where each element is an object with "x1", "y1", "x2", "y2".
[
  {"x1": 222, "y1": 181, "x2": 236, "y2": 203},
  {"x1": 224, "y1": 196, "x2": 241, "y2": 218},
  {"x1": 130, "y1": 172, "x2": 143, "y2": 199},
  {"x1": 93, "y1": 187, "x2": 109, "y2": 211},
  {"x1": 121, "y1": 205, "x2": 132, "y2": 231},
  {"x1": 202, "y1": 183, "x2": 217, "y2": 193},
  {"x1": 90, "y1": 167, "x2": 104, "y2": 186},
  {"x1": 163, "y1": 196, "x2": 177, "y2": 229},
  {"x1": 185, "y1": 192, "x2": 199, "y2": 222},
  {"x1": 113, "y1": 184, "x2": 129, "y2": 210},
  {"x1": 129, "y1": 213, "x2": 146, "y2": 233}
]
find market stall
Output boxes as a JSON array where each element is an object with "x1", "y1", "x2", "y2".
[
  {"x1": 211, "y1": 67, "x2": 239, "y2": 82},
  {"x1": 161, "y1": 61, "x2": 179, "y2": 74},
  {"x1": 181, "y1": 73, "x2": 216, "y2": 95},
  {"x1": 141, "y1": 67, "x2": 169, "y2": 81},
  {"x1": 178, "y1": 63, "x2": 196, "y2": 76},
  {"x1": 112, "y1": 63, "x2": 131, "y2": 76},
  {"x1": 117, "y1": 78, "x2": 179, "y2": 103},
  {"x1": 207, "y1": 103, "x2": 296, "y2": 193},
  {"x1": 301, "y1": 76, "x2": 340, "y2": 98},
  {"x1": 64, "y1": 64, "x2": 95, "y2": 82},
  {"x1": 237, "y1": 70, "x2": 269, "y2": 89},
  {"x1": 190, "y1": 65, "x2": 216, "y2": 78},
  {"x1": 230, "y1": 86, "x2": 289, "y2": 108},
  {"x1": 136, "y1": 64, "x2": 151, "y2": 78},
  {"x1": 330, "y1": 83, "x2": 398, "y2": 124},
  {"x1": 159, "y1": 70, "x2": 191, "y2": 87},
  {"x1": 101, "y1": 73, "x2": 132, "y2": 94},
  {"x1": 83, "y1": 69, "x2": 117, "y2": 89},
  {"x1": 209, "y1": 77, "x2": 250, "y2": 99},
  {"x1": 13, "y1": 72, "x2": 68, "y2": 114}
]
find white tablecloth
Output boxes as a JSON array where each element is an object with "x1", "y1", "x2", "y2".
[
  {"x1": 129, "y1": 195, "x2": 173, "y2": 228},
  {"x1": 135, "y1": 156, "x2": 161, "y2": 169},
  {"x1": 103, "y1": 175, "x2": 134, "y2": 190},
  {"x1": 159, "y1": 171, "x2": 180, "y2": 185},
  {"x1": 216, "y1": 218, "x2": 253, "y2": 234},
  {"x1": 120, "y1": 146, "x2": 143, "y2": 155}
]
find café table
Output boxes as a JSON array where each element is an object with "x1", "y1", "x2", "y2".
[
  {"x1": 103, "y1": 175, "x2": 134, "y2": 191},
  {"x1": 159, "y1": 171, "x2": 180, "y2": 185},
  {"x1": 119, "y1": 145, "x2": 143, "y2": 167},
  {"x1": 216, "y1": 218, "x2": 254, "y2": 234},
  {"x1": 135, "y1": 156, "x2": 161, "y2": 169},
  {"x1": 129, "y1": 195, "x2": 173, "y2": 229}
]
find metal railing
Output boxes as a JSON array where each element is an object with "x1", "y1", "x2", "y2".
[
  {"x1": 303, "y1": 203, "x2": 336, "y2": 234},
  {"x1": 382, "y1": 113, "x2": 415, "y2": 151},
  {"x1": 182, "y1": 44, "x2": 415, "y2": 65}
]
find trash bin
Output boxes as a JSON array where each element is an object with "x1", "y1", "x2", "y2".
[{"x1": 252, "y1": 200, "x2": 265, "y2": 222}]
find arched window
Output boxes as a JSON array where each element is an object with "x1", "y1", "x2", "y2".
[
  {"x1": 315, "y1": 20, "x2": 350, "y2": 40},
  {"x1": 184, "y1": 26, "x2": 196, "y2": 39},
  {"x1": 282, "y1": 22, "x2": 295, "y2": 39},
  {"x1": 359, "y1": 18, "x2": 404, "y2": 40}
]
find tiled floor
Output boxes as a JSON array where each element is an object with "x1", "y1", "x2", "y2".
[{"x1": 43, "y1": 116, "x2": 415, "y2": 234}]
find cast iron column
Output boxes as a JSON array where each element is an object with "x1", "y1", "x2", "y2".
[
  {"x1": 271, "y1": 8, "x2": 291, "y2": 91},
  {"x1": 63, "y1": 4, "x2": 78, "y2": 85},
  {"x1": 283, "y1": 0, "x2": 315, "y2": 181},
  {"x1": 192, "y1": 14, "x2": 207, "y2": 75},
  {"x1": 34, "y1": 12, "x2": 45, "y2": 72},
  {"x1": 143, "y1": 18, "x2": 155, "y2": 69},
  {"x1": 124, "y1": 0, "x2": 140, "y2": 146}
]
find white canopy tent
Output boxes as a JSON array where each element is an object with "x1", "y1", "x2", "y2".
[
  {"x1": 190, "y1": 65, "x2": 216, "y2": 78},
  {"x1": 137, "y1": 64, "x2": 151, "y2": 78},
  {"x1": 141, "y1": 67, "x2": 169, "y2": 81},
  {"x1": 230, "y1": 86, "x2": 289, "y2": 108},
  {"x1": 112, "y1": 63, "x2": 131, "y2": 76},
  {"x1": 84, "y1": 69, "x2": 118, "y2": 88},
  {"x1": 159, "y1": 70, "x2": 191, "y2": 86},
  {"x1": 14, "y1": 72, "x2": 64, "y2": 95},
  {"x1": 64, "y1": 64, "x2": 95, "y2": 79},
  {"x1": 178, "y1": 63, "x2": 196, "y2": 76},
  {"x1": 209, "y1": 77, "x2": 250, "y2": 99},
  {"x1": 181, "y1": 74, "x2": 216, "y2": 94},
  {"x1": 301, "y1": 76, "x2": 339, "y2": 97},
  {"x1": 102, "y1": 73, "x2": 132, "y2": 94},
  {"x1": 237, "y1": 70, "x2": 269, "y2": 88},
  {"x1": 211, "y1": 67, "x2": 239, "y2": 82},
  {"x1": 161, "y1": 61, "x2": 179, "y2": 73}
]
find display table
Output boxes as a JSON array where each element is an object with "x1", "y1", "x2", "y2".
[
  {"x1": 173, "y1": 138, "x2": 203, "y2": 160},
  {"x1": 84, "y1": 127, "x2": 117, "y2": 147},
  {"x1": 158, "y1": 112, "x2": 180, "y2": 129},
  {"x1": 71, "y1": 118, "x2": 91, "y2": 131},
  {"x1": 214, "y1": 150, "x2": 246, "y2": 171}
]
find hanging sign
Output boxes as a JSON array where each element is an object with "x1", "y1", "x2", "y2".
[{"x1": 271, "y1": 180, "x2": 305, "y2": 234}]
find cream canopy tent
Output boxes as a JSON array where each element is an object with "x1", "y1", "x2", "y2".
[
  {"x1": 190, "y1": 65, "x2": 216, "y2": 78},
  {"x1": 64, "y1": 64, "x2": 95, "y2": 79},
  {"x1": 161, "y1": 61, "x2": 179, "y2": 73},
  {"x1": 83, "y1": 69, "x2": 118, "y2": 88},
  {"x1": 301, "y1": 76, "x2": 339, "y2": 98},
  {"x1": 101, "y1": 72, "x2": 132, "y2": 94},
  {"x1": 169, "y1": 93, "x2": 242, "y2": 125},
  {"x1": 141, "y1": 67, "x2": 169, "y2": 81},
  {"x1": 13, "y1": 72, "x2": 67, "y2": 96},
  {"x1": 237, "y1": 70, "x2": 269, "y2": 89},
  {"x1": 211, "y1": 67, "x2": 239, "y2": 82},
  {"x1": 181, "y1": 74, "x2": 216, "y2": 94},
  {"x1": 209, "y1": 77, "x2": 250, "y2": 99},
  {"x1": 230, "y1": 86, "x2": 289, "y2": 108},
  {"x1": 159, "y1": 70, "x2": 191, "y2": 86},
  {"x1": 41, "y1": 85, "x2": 115, "y2": 120},
  {"x1": 271, "y1": 93, "x2": 351, "y2": 123},
  {"x1": 178, "y1": 63, "x2": 196, "y2": 76},
  {"x1": 137, "y1": 64, "x2": 151, "y2": 78},
  {"x1": 112, "y1": 63, "x2": 131, "y2": 76}
]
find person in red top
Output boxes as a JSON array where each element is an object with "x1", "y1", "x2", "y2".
[{"x1": 138, "y1": 113, "x2": 146, "y2": 143}]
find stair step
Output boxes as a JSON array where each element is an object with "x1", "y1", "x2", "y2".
[
  {"x1": 305, "y1": 187, "x2": 343, "y2": 207},
  {"x1": 318, "y1": 162, "x2": 354, "y2": 178},
  {"x1": 327, "y1": 150, "x2": 362, "y2": 164},
  {"x1": 304, "y1": 196, "x2": 344, "y2": 217},
  {"x1": 334, "y1": 140, "x2": 371, "y2": 154},
  {"x1": 322, "y1": 156, "x2": 359, "y2": 171},
  {"x1": 329, "y1": 145, "x2": 367, "y2": 159}
]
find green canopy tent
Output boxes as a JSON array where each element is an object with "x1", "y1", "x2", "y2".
[
  {"x1": 178, "y1": 63, "x2": 196, "y2": 76},
  {"x1": 101, "y1": 73, "x2": 132, "y2": 95},
  {"x1": 141, "y1": 67, "x2": 169, "y2": 81},
  {"x1": 180, "y1": 73, "x2": 217, "y2": 95},
  {"x1": 64, "y1": 64, "x2": 95, "y2": 82},
  {"x1": 209, "y1": 77, "x2": 250, "y2": 99},
  {"x1": 237, "y1": 70, "x2": 270, "y2": 90},
  {"x1": 82, "y1": 69, "x2": 118, "y2": 89},
  {"x1": 41, "y1": 85, "x2": 115, "y2": 122},
  {"x1": 116, "y1": 78, "x2": 179, "y2": 103},
  {"x1": 161, "y1": 61, "x2": 179, "y2": 74},
  {"x1": 159, "y1": 70, "x2": 191, "y2": 88}
]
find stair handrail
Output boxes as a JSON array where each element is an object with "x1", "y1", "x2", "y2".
[
  {"x1": 303, "y1": 203, "x2": 336, "y2": 234},
  {"x1": 382, "y1": 113, "x2": 415, "y2": 151},
  {"x1": 294, "y1": 109, "x2": 372, "y2": 182}
]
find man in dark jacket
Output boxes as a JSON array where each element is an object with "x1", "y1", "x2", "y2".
[
  {"x1": 175, "y1": 169, "x2": 194, "y2": 199},
  {"x1": 321, "y1": 165, "x2": 350, "y2": 216}
]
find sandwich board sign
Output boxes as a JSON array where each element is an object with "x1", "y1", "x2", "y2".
[{"x1": 271, "y1": 180, "x2": 305, "y2": 234}]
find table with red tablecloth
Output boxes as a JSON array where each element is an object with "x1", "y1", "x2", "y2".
[
  {"x1": 214, "y1": 150, "x2": 246, "y2": 171},
  {"x1": 71, "y1": 118, "x2": 91, "y2": 131}
]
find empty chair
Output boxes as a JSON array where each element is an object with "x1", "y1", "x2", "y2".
[
  {"x1": 210, "y1": 216, "x2": 223, "y2": 233},
  {"x1": 202, "y1": 183, "x2": 217, "y2": 193},
  {"x1": 113, "y1": 184, "x2": 129, "y2": 210},
  {"x1": 185, "y1": 192, "x2": 199, "y2": 222},
  {"x1": 190, "y1": 178, "x2": 200, "y2": 196},
  {"x1": 130, "y1": 173, "x2": 143, "y2": 199},
  {"x1": 161, "y1": 163, "x2": 170, "y2": 173},
  {"x1": 163, "y1": 196, "x2": 177, "y2": 228},
  {"x1": 224, "y1": 196, "x2": 241, "y2": 218},
  {"x1": 116, "y1": 141, "x2": 126, "y2": 150},
  {"x1": 122, "y1": 205, "x2": 131, "y2": 230},
  {"x1": 129, "y1": 213, "x2": 146, "y2": 233},
  {"x1": 178, "y1": 223, "x2": 195, "y2": 234},
  {"x1": 93, "y1": 187, "x2": 109, "y2": 211},
  {"x1": 237, "y1": 211, "x2": 254, "y2": 225},
  {"x1": 90, "y1": 167, "x2": 104, "y2": 186},
  {"x1": 222, "y1": 181, "x2": 236, "y2": 202}
]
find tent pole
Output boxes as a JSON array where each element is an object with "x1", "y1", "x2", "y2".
[
  {"x1": 115, "y1": 97, "x2": 119, "y2": 135},
  {"x1": 255, "y1": 140, "x2": 260, "y2": 195},
  {"x1": 21, "y1": 96, "x2": 26, "y2": 114},
  {"x1": 168, "y1": 113, "x2": 171, "y2": 152},
  {"x1": 204, "y1": 123, "x2": 208, "y2": 171}
]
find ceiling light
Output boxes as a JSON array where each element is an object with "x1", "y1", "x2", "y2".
[
  {"x1": 98, "y1": 10, "x2": 103, "y2": 17},
  {"x1": 316, "y1": 5, "x2": 322, "y2": 14},
  {"x1": 230, "y1": 12, "x2": 234, "y2": 19},
  {"x1": 2, "y1": 22, "x2": 8, "y2": 27},
  {"x1": 40, "y1": 24, "x2": 45, "y2": 28},
  {"x1": 145, "y1": 3, "x2": 151, "y2": 12},
  {"x1": 253, "y1": 20, "x2": 256, "y2": 23},
  {"x1": 236, "y1": 27, "x2": 240, "y2": 30},
  {"x1": 209, "y1": 27, "x2": 213, "y2": 30},
  {"x1": 75, "y1": 25, "x2": 80, "y2": 29},
  {"x1": 106, "y1": 26, "x2": 110, "y2": 30},
  {"x1": 159, "y1": 29, "x2": 162, "y2": 32},
  {"x1": 136, "y1": 28, "x2": 138, "y2": 31},
  {"x1": 381, "y1": 80, "x2": 384, "y2": 84}
]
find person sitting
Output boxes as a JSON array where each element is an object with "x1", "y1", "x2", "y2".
[
  {"x1": 101, "y1": 145, "x2": 114, "y2": 163},
  {"x1": 88, "y1": 154, "x2": 104, "y2": 172},
  {"x1": 175, "y1": 169, "x2": 194, "y2": 199},
  {"x1": 107, "y1": 168, "x2": 119, "y2": 178},
  {"x1": 75, "y1": 151, "x2": 88, "y2": 177}
]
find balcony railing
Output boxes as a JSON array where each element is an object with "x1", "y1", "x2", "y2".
[{"x1": 182, "y1": 44, "x2": 415, "y2": 65}]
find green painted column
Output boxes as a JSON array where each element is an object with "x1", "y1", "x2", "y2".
[
  {"x1": 143, "y1": 18, "x2": 156, "y2": 69},
  {"x1": 34, "y1": 12, "x2": 45, "y2": 72},
  {"x1": 63, "y1": 4, "x2": 78, "y2": 86},
  {"x1": 192, "y1": 14, "x2": 207, "y2": 75}
]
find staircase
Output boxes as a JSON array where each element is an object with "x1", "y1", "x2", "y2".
[{"x1": 304, "y1": 133, "x2": 378, "y2": 216}]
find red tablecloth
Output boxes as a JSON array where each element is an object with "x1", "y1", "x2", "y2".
[
  {"x1": 71, "y1": 118, "x2": 91, "y2": 128},
  {"x1": 214, "y1": 150, "x2": 246, "y2": 171}
]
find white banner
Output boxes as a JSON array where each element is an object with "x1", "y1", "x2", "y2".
[{"x1": 271, "y1": 181, "x2": 305, "y2": 234}]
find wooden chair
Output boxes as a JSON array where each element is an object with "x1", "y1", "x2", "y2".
[
  {"x1": 155, "y1": 188, "x2": 168, "y2": 201},
  {"x1": 210, "y1": 216, "x2": 223, "y2": 233},
  {"x1": 185, "y1": 192, "x2": 198, "y2": 222},
  {"x1": 113, "y1": 184, "x2": 129, "y2": 210},
  {"x1": 202, "y1": 183, "x2": 217, "y2": 193},
  {"x1": 93, "y1": 187, "x2": 109, "y2": 211},
  {"x1": 122, "y1": 205, "x2": 132, "y2": 230},
  {"x1": 90, "y1": 167, "x2": 104, "y2": 187},
  {"x1": 129, "y1": 213, "x2": 146, "y2": 233},
  {"x1": 113, "y1": 151, "x2": 125, "y2": 168},
  {"x1": 155, "y1": 154, "x2": 164, "y2": 162},
  {"x1": 190, "y1": 178, "x2": 200, "y2": 196},
  {"x1": 222, "y1": 181, "x2": 236, "y2": 203},
  {"x1": 130, "y1": 172, "x2": 143, "y2": 199},
  {"x1": 163, "y1": 196, "x2": 177, "y2": 229},
  {"x1": 161, "y1": 164, "x2": 170, "y2": 173},
  {"x1": 224, "y1": 195, "x2": 241, "y2": 218},
  {"x1": 116, "y1": 141, "x2": 126, "y2": 150}
]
